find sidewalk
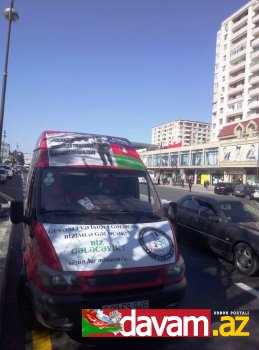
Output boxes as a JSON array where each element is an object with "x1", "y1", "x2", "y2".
[
  {"x1": 0, "y1": 218, "x2": 11, "y2": 339},
  {"x1": 159, "y1": 183, "x2": 214, "y2": 193},
  {"x1": 0, "y1": 193, "x2": 12, "y2": 340}
]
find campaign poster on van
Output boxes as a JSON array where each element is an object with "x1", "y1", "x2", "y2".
[
  {"x1": 45, "y1": 132, "x2": 144, "y2": 170},
  {"x1": 43, "y1": 221, "x2": 175, "y2": 272}
]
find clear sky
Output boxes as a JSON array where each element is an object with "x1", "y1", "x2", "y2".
[{"x1": 0, "y1": 0, "x2": 249, "y2": 154}]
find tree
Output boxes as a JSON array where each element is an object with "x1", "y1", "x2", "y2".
[{"x1": 11, "y1": 150, "x2": 24, "y2": 165}]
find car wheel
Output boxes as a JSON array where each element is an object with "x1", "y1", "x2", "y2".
[
  {"x1": 244, "y1": 194, "x2": 251, "y2": 200},
  {"x1": 227, "y1": 192, "x2": 233, "y2": 196},
  {"x1": 233, "y1": 243, "x2": 259, "y2": 276}
]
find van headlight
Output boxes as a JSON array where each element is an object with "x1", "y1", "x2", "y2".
[
  {"x1": 166, "y1": 255, "x2": 185, "y2": 280},
  {"x1": 39, "y1": 265, "x2": 78, "y2": 291}
]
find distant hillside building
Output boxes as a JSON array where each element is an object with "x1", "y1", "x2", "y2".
[
  {"x1": 152, "y1": 120, "x2": 211, "y2": 146},
  {"x1": 211, "y1": 0, "x2": 259, "y2": 141}
]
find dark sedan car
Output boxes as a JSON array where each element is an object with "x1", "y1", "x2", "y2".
[
  {"x1": 233, "y1": 184, "x2": 256, "y2": 200},
  {"x1": 214, "y1": 182, "x2": 237, "y2": 196},
  {"x1": 167, "y1": 194, "x2": 259, "y2": 276}
]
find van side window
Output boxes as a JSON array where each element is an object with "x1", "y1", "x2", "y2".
[{"x1": 25, "y1": 169, "x2": 37, "y2": 216}]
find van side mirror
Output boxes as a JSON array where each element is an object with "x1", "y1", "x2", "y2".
[{"x1": 10, "y1": 201, "x2": 31, "y2": 225}]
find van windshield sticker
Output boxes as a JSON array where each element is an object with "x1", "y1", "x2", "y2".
[
  {"x1": 43, "y1": 221, "x2": 175, "y2": 272},
  {"x1": 78, "y1": 197, "x2": 101, "y2": 211},
  {"x1": 43, "y1": 172, "x2": 55, "y2": 186},
  {"x1": 44, "y1": 133, "x2": 144, "y2": 170}
]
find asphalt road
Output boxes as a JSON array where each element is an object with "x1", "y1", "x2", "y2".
[{"x1": 0, "y1": 177, "x2": 259, "y2": 349}]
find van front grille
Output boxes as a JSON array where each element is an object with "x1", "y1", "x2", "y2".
[{"x1": 86, "y1": 270, "x2": 159, "y2": 288}]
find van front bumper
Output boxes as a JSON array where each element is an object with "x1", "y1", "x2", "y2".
[{"x1": 28, "y1": 277, "x2": 187, "y2": 331}]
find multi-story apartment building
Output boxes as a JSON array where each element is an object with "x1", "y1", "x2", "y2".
[
  {"x1": 211, "y1": 0, "x2": 259, "y2": 141},
  {"x1": 152, "y1": 120, "x2": 211, "y2": 146}
]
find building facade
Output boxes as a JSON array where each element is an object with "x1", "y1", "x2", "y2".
[
  {"x1": 152, "y1": 120, "x2": 211, "y2": 146},
  {"x1": 211, "y1": 0, "x2": 259, "y2": 142},
  {"x1": 139, "y1": 118, "x2": 259, "y2": 186}
]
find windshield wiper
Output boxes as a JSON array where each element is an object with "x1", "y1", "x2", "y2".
[
  {"x1": 102, "y1": 210, "x2": 162, "y2": 219},
  {"x1": 39, "y1": 209, "x2": 120, "y2": 223}
]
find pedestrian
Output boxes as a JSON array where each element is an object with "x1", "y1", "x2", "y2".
[{"x1": 188, "y1": 178, "x2": 193, "y2": 192}]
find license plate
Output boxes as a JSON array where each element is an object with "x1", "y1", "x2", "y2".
[{"x1": 103, "y1": 300, "x2": 149, "y2": 309}]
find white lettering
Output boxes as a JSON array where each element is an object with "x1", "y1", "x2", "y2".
[
  {"x1": 183, "y1": 316, "x2": 209, "y2": 336},
  {"x1": 135, "y1": 316, "x2": 152, "y2": 336}
]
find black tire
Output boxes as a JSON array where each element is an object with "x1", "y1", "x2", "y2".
[
  {"x1": 233, "y1": 243, "x2": 259, "y2": 276},
  {"x1": 245, "y1": 194, "x2": 251, "y2": 200},
  {"x1": 227, "y1": 192, "x2": 233, "y2": 196}
]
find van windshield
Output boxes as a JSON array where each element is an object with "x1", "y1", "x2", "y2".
[{"x1": 39, "y1": 167, "x2": 164, "y2": 223}]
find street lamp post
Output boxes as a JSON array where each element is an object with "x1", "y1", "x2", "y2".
[
  {"x1": 0, "y1": 0, "x2": 19, "y2": 163},
  {"x1": 1, "y1": 129, "x2": 6, "y2": 159}
]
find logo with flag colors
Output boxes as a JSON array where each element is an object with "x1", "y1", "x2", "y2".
[{"x1": 82, "y1": 309, "x2": 123, "y2": 337}]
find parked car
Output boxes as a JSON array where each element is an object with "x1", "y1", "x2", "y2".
[
  {"x1": 252, "y1": 189, "x2": 259, "y2": 201},
  {"x1": 167, "y1": 194, "x2": 259, "y2": 276},
  {"x1": 0, "y1": 164, "x2": 13, "y2": 179},
  {"x1": 0, "y1": 169, "x2": 7, "y2": 184},
  {"x1": 233, "y1": 184, "x2": 255, "y2": 200},
  {"x1": 214, "y1": 182, "x2": 237, "y2": 196}
]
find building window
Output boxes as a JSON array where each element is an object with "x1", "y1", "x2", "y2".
[
  {"x1": 191, "y1": 150, "x2": 203, "y2": 166},
  {"x1": 180, "y1": 152, "x2": 190, "y2": 167},
  {"x1": 205, "y1": 149, "x2": 218, "y2": 166},
  {"x1": 236, "y1": 127, "x2": 243, "y2": 138}
]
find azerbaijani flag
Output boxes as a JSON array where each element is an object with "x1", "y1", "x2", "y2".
[
  {"x1": 82, "y1": 309, "x2": 123, "y2": 337},
  {"x1": 110, "y1": 144, "x2": 145, "y2": 171}
]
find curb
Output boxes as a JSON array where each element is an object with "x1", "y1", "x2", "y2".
[{"x1": 0, "y1": 219, "x2": 12, "y2": 340}]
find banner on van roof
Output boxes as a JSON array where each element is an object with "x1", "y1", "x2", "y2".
[{"x1": 43, "y1": 132, "x2": 144, "y2": 170}]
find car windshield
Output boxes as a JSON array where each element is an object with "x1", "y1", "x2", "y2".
[
  {"x1": 39, "y1": 167, "x2": 163, "y2": 223},
  {"x1": 220, "y1": 200, "x2": 259, "y2": 222}
]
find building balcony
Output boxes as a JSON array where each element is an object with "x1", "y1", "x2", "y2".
[
  {"x1": 229, "y1": 59, "x2": 246, "y2": 73},
  {"x1": 226, "y1": 114, "x2": 243, "y2": 123},
  {"x1": 253, "y1": 13, "x2": 259, "y2": 24},
  {"x1": 212, "y1": 105, "x2": 217, "y2": 113},
  {"x1": 248, "y1": 100, "x2": 259, "y2": 110},
  {"x1": 249, "y1": 86, "x2": 259, "y2": 97},
  {"x1": 228, "y1": 72, "x2": 245, "y2": 84},
  {"x1": 250, "y1": 62, "x2": 259, "y2": 73},
  {"x1": 230, "y1": 49, "x2": 246, "y2": 62},
  {"x1": 231, "y1": 35, "x2": 247, "y2": 47},
  {"x1": 226, "y1": 107, "x2": 243, "y2": 117},
  {"x1": 250, "y1": 74, "x2": 259, "y2": 84},
  {"x1": 253, "y1": 25, "x2": 259, "y2": 37},
  {"x1": 253, "y1": 2, "x2": 259, "y2": 12},
  {"x1": 228, "y1": 84, "x2": 244, "y2": 95},
  {"x1": 228, "y1": 95, "x2": 243, "y2": 105},
  {"x1": 247, "y1": 111, "x2": 259, "y2": 119},
  {"x1": 232, "y1": 25, "x2": 248, "y2": 40},
  {"x1": 252, "y1": 37, "x2": 259, "y2": 47},
  {"x1": 251, "y1": 49, "x2": 259, "y2": 60}
]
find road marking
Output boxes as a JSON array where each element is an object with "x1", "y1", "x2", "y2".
[
  {"x1": 235, "y1": 282, "x2": 259, "y2": 298},
  {"x1": 32, "y1": 329, "x2": 52, "y2": 350}
]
